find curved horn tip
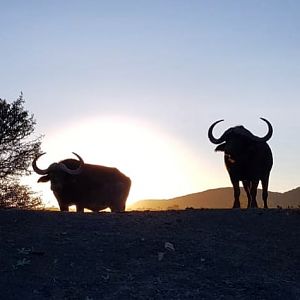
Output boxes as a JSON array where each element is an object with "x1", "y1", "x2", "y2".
[
  {"x1": 72, "y1": 152, "x2": 81, "y2": 157},
  {"x1": 32, "y1": 152, "x2": 48, "y2": 175},
  {"x1": 260, "y1": 117, "x2": 268, "y2": 122},
  {"x1": 260, "y1": 117, "x2": 273, "y2": 127},
  {"x1": 214, "y1": 119, "x2": 224, "y2": 124},
  {"x1": 71, "y1": 152, "x2": 84, "y2": 163}
]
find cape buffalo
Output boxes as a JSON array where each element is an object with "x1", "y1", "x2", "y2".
[
  {"x1": 208, "y1": 118, "x2": 273, "y2": 208},
  {"x1": 32, "y1": 153, "x2": 131, "y2": 212}
]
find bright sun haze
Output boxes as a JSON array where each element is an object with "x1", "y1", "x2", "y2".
[{"x1": 29, "y1": 115, "x2": 214, "y2": 208}]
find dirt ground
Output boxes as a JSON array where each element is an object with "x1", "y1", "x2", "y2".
[{"x1": 0, "y1": 208, "x2": 299, "y2": 300}]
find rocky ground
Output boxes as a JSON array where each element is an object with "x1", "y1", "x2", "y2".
[{"x1": 0, "y1": 208, "x2": 299, "y2": 299}]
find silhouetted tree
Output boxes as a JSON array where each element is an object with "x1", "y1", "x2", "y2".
[
  {"x1": 0, "y1": 180, "x2": 43, "y2": 209},
  {"x1": 0, "y1": 93, "x2": 43, "y2": 209}
]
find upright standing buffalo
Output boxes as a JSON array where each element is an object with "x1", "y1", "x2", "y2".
[
  {"x1": 32, "y1": 153, "x2": 131, "y2": 212},
  {"x1": 208, "y1": 118, "x2": 273, "y2": 208}
]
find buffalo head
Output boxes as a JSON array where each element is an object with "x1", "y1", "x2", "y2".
[{"x1": 32, "y1": 152, "x2": 84, "y2": 192}]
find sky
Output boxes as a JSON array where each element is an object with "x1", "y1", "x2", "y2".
[{"x1": 1, "y1": 1, "x2": 300, "y2": 207}]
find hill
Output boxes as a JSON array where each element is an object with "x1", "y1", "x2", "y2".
[{"x1": 128, "y1": 187, "x2": 300, "y2": 210}]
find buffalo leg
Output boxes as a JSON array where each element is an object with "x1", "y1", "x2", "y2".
[
  {"x1": 76, "y1": 205, "x2": 84, "y2": 213},
  {"x1": 231, "y1": 179, "x2": 241, "y2": 208},
  {"x1": 110, "y1": 181, "x2": 130, "y2": 212},
  {"x1": 249, "y1": 180, "x2": 259, "y2": 208},
  {"x1": 111, "y1": 203, "x2": 126, "y2": 213},
  {"x1": 59, "y1": 204, "x2": 69, "y2": 212},
  {"x1": 110, "y1": 201, "x2": 125, "y2": 212},
  {"x1": 261, "y1": 177, "x2": 269, "y2": 209},
  {"x1": 242, "y1": 180, "x2": 251, "y2": 208}
]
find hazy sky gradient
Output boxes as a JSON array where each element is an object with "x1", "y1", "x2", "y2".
[{"x1": 1, "y1": 1, "x2": 300, "y2": 205}]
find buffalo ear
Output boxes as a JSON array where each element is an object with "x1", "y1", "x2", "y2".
[
  {"x1": 215, "y1": 143, "x2": 226, "y2": 152},
  {"x1": 38, "y1": 175, "x2": 50, "y2": 183}
]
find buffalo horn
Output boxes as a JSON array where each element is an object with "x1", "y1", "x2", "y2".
[
  {"x1": 256, "y1": 118, "x2": 273, "y2": 142},
  {"x1": 57, "y1": 152, "x2": 84, "y2": 175},
  {"x1": 32, "y1": 153, "x2": 49, "y2": 175},
  {"x1": 208, "y1": 119, "x2": 225, "y2": 144}
]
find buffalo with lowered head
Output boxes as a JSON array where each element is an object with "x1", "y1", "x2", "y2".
[
  {"x1": 33, "y1": 153, "x2": 131, "y2": 212},
  {"x1": 208, "y1": 118, "x2": 273, "y2": 208}
]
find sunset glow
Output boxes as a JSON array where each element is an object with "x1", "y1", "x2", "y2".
[
  {"x1": 3, "y1": 1, "x2": 300, "y2": 202},
  {"x1": 29, "y1": 115, "x2": 214, "y2": 207}
]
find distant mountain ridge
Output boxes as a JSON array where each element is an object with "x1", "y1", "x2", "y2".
[{"x1": 128, "y1": 187, "x2": 300, "y2": 210}]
